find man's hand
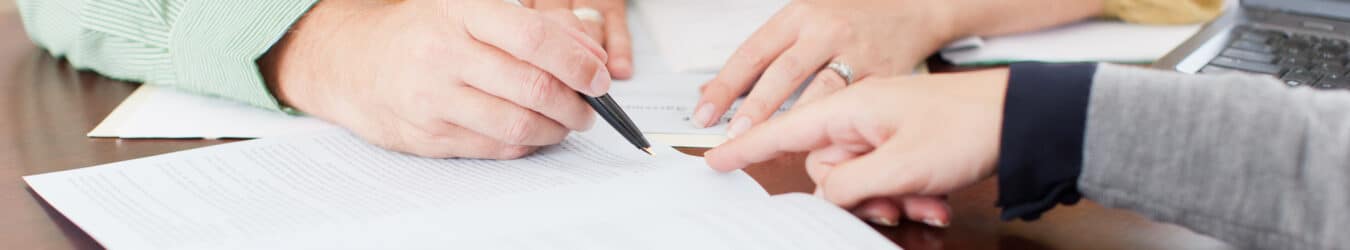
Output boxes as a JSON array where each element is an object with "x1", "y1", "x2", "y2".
[
  {"x1": 527, "y1": 0, "x2": 633, "y2": 79},
  {"x1": 261, "y1": 0, "x2": 610, "y2": 159},
  {"x1": 704, "y1": 69, "x2": 1011, "y2": 227}
]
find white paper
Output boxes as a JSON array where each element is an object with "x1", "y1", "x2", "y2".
[
  {"x1": 940, "y1": 20, "x2": 1203, "y2": 65},
  {"x1": 87, "y1": 85, "x2": 340, "y2": 139},
  {"x1": 633, "y1": 0, "x2": 789, "y2": 73},
  {"x1": 413, "y1": 194, "x2": 901, "y2": 250},
  {"x1": 27, "y1": 129, "x2": 770, "y2": 249}
]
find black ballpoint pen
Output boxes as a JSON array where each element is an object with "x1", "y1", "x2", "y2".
[{"x1": 582, "y1": 93, "x2": 654, "y2": 155}]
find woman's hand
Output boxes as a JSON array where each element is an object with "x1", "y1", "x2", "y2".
[
  {"x1": 262, "y1": 0, "x2": 609, "y2": 159},
  {"x1": 527, "y1": 0, "x2": 633, "y2": 79},
  {"x1": 704, "y1": 69, "x2": 1011, "y2": 226},
  {"x1": 690, "y1": 0, "x2": 961, "y2": 137}
]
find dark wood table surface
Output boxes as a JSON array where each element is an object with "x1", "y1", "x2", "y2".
[{"x1": 0, "y1": 10, "x2": 1233, "y2": 249}]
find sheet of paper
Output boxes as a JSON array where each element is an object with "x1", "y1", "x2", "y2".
[
  {"x1": 87, "y1": 85, "x2": 340, "y2": 139},
  {"x1": 27, "y1": 129, "x2": 768, "y2": 249},
  {"x1": 940, "y1": 20, "x2": 1203, "y2": 65},
  {"x1": 633, "y1": 0, "x2": 789, "y2": 73},
  {"x1": 614, "y1": 94, "x2": 791, "y2": 148},
  {"x1": 304, "y1": 194, "x2": 900, "y2": 250}
]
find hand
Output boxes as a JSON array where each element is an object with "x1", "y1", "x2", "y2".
[
  {"x1": 261, "y1": 0, "x2": 610, "y2": 159},
  {"x1": 690, "y1": 0, "x2": 960, "y2": 137},
  {"x1": 704, "y1": 69, "x2": 1011, "y2": 226},
  {"x1": 526, "y1": 0, "x2": 633, "y2": 79}
]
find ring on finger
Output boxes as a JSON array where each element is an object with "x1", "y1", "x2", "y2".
[
  {"x1": 572, "y1": 7, "x2": 604, "y2": 22},
  {"x1": 826, "y1": 61, "x2": 855, "y2": 86}
]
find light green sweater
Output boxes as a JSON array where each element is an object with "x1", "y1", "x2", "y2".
[{"x1": 17, "y1": 0, "x2": 318, "y2": 112}]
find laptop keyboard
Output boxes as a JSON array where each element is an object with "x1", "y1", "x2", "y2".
[{"x1": 1200, "y1": 26, "x2": 1350, "y2": 89}]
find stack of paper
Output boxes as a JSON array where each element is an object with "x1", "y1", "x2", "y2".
[{"x1": 26, "y1": 129, "x2": 899, "y2": 249}]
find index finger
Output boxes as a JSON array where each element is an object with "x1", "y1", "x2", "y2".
[
  {"x1": 691, "y1": 8, "x2": 800, "y2": 128},
  {"x1": 703, "y1": 99, "x2": 838, "y2": 172},
  {"x1": 464, "y1": 2, "x2": 612, "y2": 96}
]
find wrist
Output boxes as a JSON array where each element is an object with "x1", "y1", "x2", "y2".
[
  {"x1": 260, "y1": 1, "x2": 378, "y2": 117},
  {"x1": 923, "y1": 0, "x2": 973, "y2": 43}
]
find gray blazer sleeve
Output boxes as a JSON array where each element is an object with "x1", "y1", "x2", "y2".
[{"x1": 1080, "y1": 64, "x2": 1350, "y2": 249}]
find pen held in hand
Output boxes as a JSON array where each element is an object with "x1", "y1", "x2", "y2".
[{"x1": 581, "y1": 93, "x2": 654, "y2": 155}]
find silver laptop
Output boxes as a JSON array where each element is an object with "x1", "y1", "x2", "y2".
[{"x1": 1154, "y1": 0, "x2": 1350, "y2": 89}]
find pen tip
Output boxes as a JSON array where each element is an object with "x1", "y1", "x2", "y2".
[{"x1": 642, "y1": 147, "x2": 654, "y2": 156}]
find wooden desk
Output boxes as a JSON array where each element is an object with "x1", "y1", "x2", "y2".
[{"x1": 0, "y1": 11, "x2": 1232, "y2": 249}]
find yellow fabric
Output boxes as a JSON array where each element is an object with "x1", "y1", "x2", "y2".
[{"x1": 1104, "y1": 0, "x2": 1226, "y2": 25}]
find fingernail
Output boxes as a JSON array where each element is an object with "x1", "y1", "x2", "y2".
[
  {"x1": 691, "y1": 103, "x2": 715, "y2": 128},
  {"x1": 589, "y1": 67, "x2": 611, "y2": 96},
  {"x1": 867, "y1": 217, "x2": 899, "y2": 227},
  {"x1": 922, "y1": 217, "x2": 949, "y2": 228},
  {"x1": 727, "y1": 116, "x2": 751, "y2": 138},
  {"x1": 813, "y1": 187, "x2": 824, "y2": 198}
]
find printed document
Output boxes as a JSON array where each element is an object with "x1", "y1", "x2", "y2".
[{"x1": 27, "y1": 129, "x2": 896, "y2": 249}]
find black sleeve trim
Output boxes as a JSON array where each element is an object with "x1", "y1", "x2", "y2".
[{"x1": 995, "y1": 62, "x2": 1097, "y2": 221}]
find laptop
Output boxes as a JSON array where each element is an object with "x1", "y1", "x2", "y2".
[{"x1": 1154, "y1": 0, "x2": 1350, "y2": 89}]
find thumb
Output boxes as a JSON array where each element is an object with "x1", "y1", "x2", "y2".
[{"x1": 819, "y1": 148, "x2": 922, "y2": 208}]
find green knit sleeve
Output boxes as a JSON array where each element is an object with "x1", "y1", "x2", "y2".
[{"x1": 17, "y1": 0, "x2": 319, "y2": 112}]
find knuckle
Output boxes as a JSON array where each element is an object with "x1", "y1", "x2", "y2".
[
  {"x1": 389, "y1": 127, "x2": 444, "y2": 158},
  {"x1": 419, "y1": 120, "x2": 458, "y2": 137},
  {"x1": 370, "y1": 133, "x2": 408, "y2": 156},
  {"x1": 733, "y1": 48, "x2": 773, "y2": 70},
  {"x1": 566, "y1": 53, "x2": 600, "y2": 83},
  {"x1": 817, "y1": 72, "x2": 847, "y2": 89},
  {"x1": 517, "y1": 15, "x2": 550, "y2": 56},
  {"x1": 700, "y1": 80, "x2": 737, "y2": 100},
  {"x1": 496, "y1": 145, "x2": 535, "y2": 159},
  {"x1": 501, "y1": 112, "x2": 538, "y2": 145},
  {"x1": 821, "y1": 15, "x2": 849, "y2": 32},
  {"x1": 774, "y1": 55, "x2": 806, "y2": 74},
  {"x1": 738, "y1": 97, "x2": 777, "y2": 118},
  {"x1": 411, "y1": 39, "x2": 450, "y2": 62},
  {"x1": 520, "y1": 70, "x2": 556, "y2": 109},
  {"x1": 803, "y1": 16, "x2": 849, "y2": 39}
]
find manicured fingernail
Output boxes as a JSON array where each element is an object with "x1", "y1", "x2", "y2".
[
  {"x1": 922, "y1": 217, "x2": 949, "y2": 228},
  {"x1": 589, "y1": 67, "x2": 611, "y2": 96},
  {"x1": 727, "y1": 116, "x2": 751, "y2": 138},
  {"x1": 867, "y1": 217, "x2": 899, "y2": 227},
  {"x1": 691, "y1": 103, "x2": 715, "y2": 128}
]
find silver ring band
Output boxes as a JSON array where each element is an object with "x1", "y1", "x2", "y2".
[
  {"x1": 827, "y1": 61, "x2": 855, "y2": 85},
  {"x1": 572, "y1": 7, "x2": 604, "y2": 22}
]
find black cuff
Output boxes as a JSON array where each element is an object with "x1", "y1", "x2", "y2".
[{"x1": 995, "y1": 62, "x2": 1097, "y2": 221}]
